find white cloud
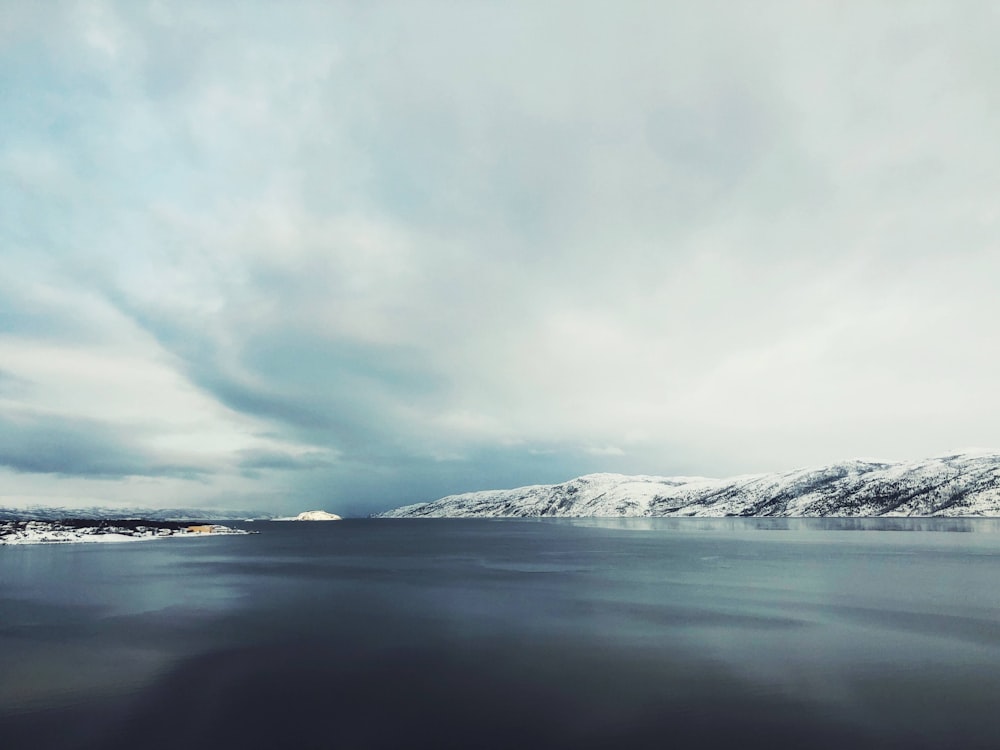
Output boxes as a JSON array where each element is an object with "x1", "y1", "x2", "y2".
[{"x1": 2, "y1": 1, "x2": 999, "y2": 510}]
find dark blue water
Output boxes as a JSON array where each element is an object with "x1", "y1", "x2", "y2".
[{"x1": 3, "y1": 518, "x2": 1000, "y2": 749}]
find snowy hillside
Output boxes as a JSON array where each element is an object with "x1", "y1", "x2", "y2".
[{"x1": 377, "y1": 453, "x2": 1000, "y2": 518}]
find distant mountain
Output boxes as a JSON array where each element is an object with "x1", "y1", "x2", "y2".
[
  {"x1": 377, "y1": 453, "x2": 1000, "y2": 518},
  {"x1": 0, "y1": 506, "x2": 273, "y2": 522}
]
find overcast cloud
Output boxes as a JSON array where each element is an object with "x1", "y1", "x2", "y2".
[{"x1": 2, "y1": 1, "x2": 999, "y2": 515}]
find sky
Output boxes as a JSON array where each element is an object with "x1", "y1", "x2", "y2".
[{"x1": 2, "y1": 1, "x2": 999, "y2": 516}]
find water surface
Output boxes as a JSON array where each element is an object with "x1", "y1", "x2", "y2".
[{"x1": 2, "y1": 518, "x2": 1000, "y2": 749}]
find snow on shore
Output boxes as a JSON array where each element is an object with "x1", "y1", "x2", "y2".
[{"x1": 0, "y1": 520, "x2": 254, "y2": 546}]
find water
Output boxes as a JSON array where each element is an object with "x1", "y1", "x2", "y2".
[{"x1": 2, "y1": 518, "x2": 1000, "y2": 749}]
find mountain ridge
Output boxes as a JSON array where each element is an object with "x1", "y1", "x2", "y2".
[
  {"x1": 377, "y1": 452, "x2": 1000, "y2": 518},
  {"x1": 0, "y1": 506, "x2": 272, "y2": 522}
]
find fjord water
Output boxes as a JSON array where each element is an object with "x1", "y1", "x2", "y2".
[{"x1": 2, "y1": 519, "x2": 1000, "y2": 749}]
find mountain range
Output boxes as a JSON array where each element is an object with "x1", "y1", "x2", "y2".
[
  {"x1": 0, "y1": 506, "x2": 270, "y2": 522},
  {"x1": 377, "y1": 453, "x2": 1000, "y2": 518}
]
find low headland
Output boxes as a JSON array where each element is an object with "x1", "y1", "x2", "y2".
[{"x1": 0, "y1": 518, "x2": 255, "y2": 545}]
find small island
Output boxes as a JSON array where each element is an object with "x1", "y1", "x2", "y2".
[{"x1": 276, "y1": 510, "x2": 343, "y2": 521}]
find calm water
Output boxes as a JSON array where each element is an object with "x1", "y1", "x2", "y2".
[{"x1": 2, "y1": 518, "x2": 1000, "y2": 749}]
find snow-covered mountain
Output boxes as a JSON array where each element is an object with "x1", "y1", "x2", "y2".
[{"x1": 377, "y1": 453, "x2": 1000, "y2": 518}]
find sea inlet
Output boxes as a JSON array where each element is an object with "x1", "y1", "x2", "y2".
[{"x1": 2, "y1": 517, "x2": 1000, "y2": 749}]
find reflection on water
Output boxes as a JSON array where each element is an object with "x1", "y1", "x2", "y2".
[
  {"x1": 568, "y1": 516, "x2": 1000, "y2": 533},
  {"x1": 2, "y1": 519, "x2": 1000, "y2": 749}
]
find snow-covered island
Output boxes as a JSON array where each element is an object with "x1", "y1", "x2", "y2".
[
  {"x1": 275, "y1": 510, "x2": 343, "y2": 521},
  {"x1": 0, "y1": 519, "x2": 255, "y2": 545},
  {"x1": 377, "y1": 452, "x2": 1000, "y2": 518}
]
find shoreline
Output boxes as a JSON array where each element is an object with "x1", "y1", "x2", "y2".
[{"x1": 0, "y1": 520, "x2": 254, "y2": 546}]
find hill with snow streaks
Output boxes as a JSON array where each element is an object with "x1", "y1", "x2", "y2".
[{"x1": 377, "y1": 453, "x2": 1000, "y2": 518}]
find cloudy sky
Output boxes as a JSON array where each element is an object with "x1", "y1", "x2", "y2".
[{"x1": 2, "y1": 1, "x2": 999, "y2": 515}]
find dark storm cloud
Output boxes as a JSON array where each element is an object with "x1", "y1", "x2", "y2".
[
  {"x1": 105, "y1": 291, "x2": 446, "y2": 462},
  {"x1": 237, "y1": 449, "x2": 333, "y2": 474},
  {"x1": 0, "y1": 414, "x2": 209, "y2": 480}
]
